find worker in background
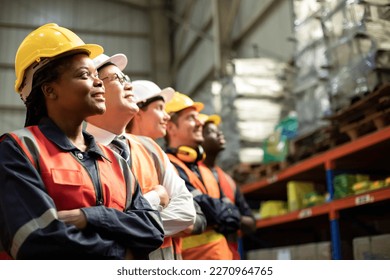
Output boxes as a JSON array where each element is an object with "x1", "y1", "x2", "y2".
[
  {"x1": 164, "y1": 92, "x2": 241, "y2": 260},
  {"x1": 199, "y1": 113, "x2": 257, "y2": 259},
  {"x1": 85, "y1": 55, "x2": 196, "y2": 260},
  {"x1": 0, "y1": 23, "x2": 164, "y2": 260},
  {"x1": 128, "y1": 80, "x2": 207, "y2": 257}
]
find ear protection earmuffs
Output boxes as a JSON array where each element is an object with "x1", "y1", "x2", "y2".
[{"x1": 167, "y1": 145, "x2": 206, "y2": 163}]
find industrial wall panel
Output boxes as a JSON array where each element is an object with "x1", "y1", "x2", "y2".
[
  {"x1": 0, "y1": 71, "x2": 21, "y2": 107},
  {"x1": 175, "y1": 33, "x2": 214, "y2": 93},
  {"x1": 0, "y1": 28, "x2": 28, "y2": 65},
  {"x1": 234, "y1": 0, "x2": 294, "y2": 61},
  {"x1": 82, "y1": 34, "x2": 151, "y2": 77},
  {"x1": 232, "y1": 0, "x2": 274, "y2": 37},
  {"x1": 174, "y1": 0, "x2": 212, "y2": 56},
  {"x1": 1, "y1": 0, "x2": 149, "y2": 32},
  {"x1": 0, "y1": 110, "x2": 26, "y2": 135},
  {"x1": 72, "y1": 1, "x2": 149, "y2": 33}
]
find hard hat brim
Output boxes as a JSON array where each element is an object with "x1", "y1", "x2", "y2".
[
  {"x1": 199, "y1": 114, "x2": 221, "y2": 125},
  {"x1": 160, "y1": 87, "x2": 175, "y2": 103},
  {"x1": 93, "y1": 53, "x2": 127, "y2": 71},
  {"x1": 193, "y1": 102, "x2": 204, "y2": 112}
]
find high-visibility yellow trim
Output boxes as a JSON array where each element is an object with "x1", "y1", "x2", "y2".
[{"x1": 182, "y1": 230, "x2": 225, "y2": 250}]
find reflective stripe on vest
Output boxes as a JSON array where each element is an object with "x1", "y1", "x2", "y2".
[
  {"x1": 198, "y1": 163, "x2": 240, "y2": 259},
  {"x1": 172, "y1": 237, "x2": 183, "y2": 260},
  {"x1": 167, "y1": 154, "x2": 232, "y2": 260},
  {"x1": 182, "y1": 229, "x2": 225, "y2": 250},
  {"x1": 126, "y1": 134, "x2": 177, "y2": 259},
  {"x1": 181, "y1": 229, "x2": 233, "y2": 260},
  {"x1": 149, "y1": 238, "x2": 175, "y2": 260}
]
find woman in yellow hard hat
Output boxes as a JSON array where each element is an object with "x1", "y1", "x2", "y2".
[{"x1": 0, "y1": 23, "x2": 164, "y2": 259}]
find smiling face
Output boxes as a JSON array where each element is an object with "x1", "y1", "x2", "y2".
[
  {"x1": 135, "y1": 99, "x2": 171, "y2": 140},
  {"x1": 98, "y1": 64, "x2": 138, "y2": 120},
  {"x1": 167, "y1": 107, "x2": 204, "y2": 148},
  {"x1": 46, "y1": 53, "x2": 106, "y2": 120}
]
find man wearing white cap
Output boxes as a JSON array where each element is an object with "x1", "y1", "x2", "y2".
[{"x1": 85, "y1": 54, "x2": 196, "y2": 260}]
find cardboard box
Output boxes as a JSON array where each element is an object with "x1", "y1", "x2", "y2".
[
  {"x1": 287, "y1": 181, "x2": 315, "y2": 211},
  {"x1": 246, "y1": 248, "x2": 275, "y2": 260},
  {"x1": 353, "y1": 234, "x2": 390, "y2": 259}
]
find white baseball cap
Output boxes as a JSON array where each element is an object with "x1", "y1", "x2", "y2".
[
  {"x1": 93, "y1": 53, "x2": 127, "y2": 71},
  {"x1": 132, "y1": 80, "x2": 174, "y2": 105}
]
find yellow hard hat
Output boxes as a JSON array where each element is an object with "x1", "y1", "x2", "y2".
[
  {"x1": 15, "y1": 23, "x2": 103, "y2": 100},
  {"x1": 165, "y1": 91, "x2": 204, "y2": 114},
  {"x1": 198, "y1": 114, "x2": 221, "y2": 126}
]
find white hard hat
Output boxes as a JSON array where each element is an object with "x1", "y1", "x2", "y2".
[
  {"x1": 93, "y1": 53, "x2": 127, "y2": 71},
  {"x1": 132, "y1": 80, "x2": 174, "y2": 105}
]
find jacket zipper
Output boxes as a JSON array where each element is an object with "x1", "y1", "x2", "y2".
[{"x1": 71, "y1": 152, "x2": 104, "y2": 206}]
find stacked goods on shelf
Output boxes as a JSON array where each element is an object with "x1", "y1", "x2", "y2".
[
  {"x1": 333, "y1": 173, "x2": 370, "y2": 198},
  {"x1": 333, "y1": 173, "x2": 390, "y2": 198},
  {"x1": 246, "y1": 241, "x2": 332, "y2": 260},
  {"x1": 352, "y1": 176, "x2": 390, "y2": 194},
  {"x1": 287, "y1": 181, "x2": 326, "y2": 211},
  {"x1": 259, "y1": 200, "x2": 288, "y2": 219},
  {"x1": 353, "y1": 233, "x2": 390, "y2": 259},
  {"x1": 262, "y1": 113, "x2": 298, "y2": 164},
  {"x1": 231, "y1": 58, "x2": 292, "y2": 165},
  {"x1": 289, "y1": 0, "x2": 390, "y2": 161},
  {"x1": 292, "y1": 0, "x2": 337, "y2": 136},
  {"x1": 327, "y1": 83, "x2": 390, "y2": 141},
  {"x1": 205, "y1": 58, "x2": 292, "y2": 177},
  {"x1": 220, "y1": 58, "x2": 292, "y2": 182},
  {"x1": 322, "y1": 0, "x2": 390, "y2": 112}
]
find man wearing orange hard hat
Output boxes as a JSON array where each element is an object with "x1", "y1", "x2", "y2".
[{"x1": 165, "y1": 92, "x2": 241, "y2": 260}]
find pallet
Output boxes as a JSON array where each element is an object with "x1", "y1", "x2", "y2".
[
  {"x1": 328, "y1": 83, "x2": 390, "y2": 141},
  {"x1": 288, "y1": 126, "x2": 348, "y2": 163},
  {"x1": 254, "y1": 161, "x2": 289, "y2": 179},
  {"x1": 232, "y1": 161, "x2": 289, "y2": 183},
  {"x1": 232, "y1": 163, "x2": 261, "y2": 184}
]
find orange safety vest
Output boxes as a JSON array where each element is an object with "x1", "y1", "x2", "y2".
[
  {"x1": 127, "y1": 134, "x2": 179, "y2": 260},
  {"x1": 199, "y1": 163, "x2": 241, "y2": 260},
  {"x1": 1, "y1": 126, "x2": 135, "y2": 259},
  {"x1": 168, "y1": 154, "x2": 233, "y2": 260}
]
